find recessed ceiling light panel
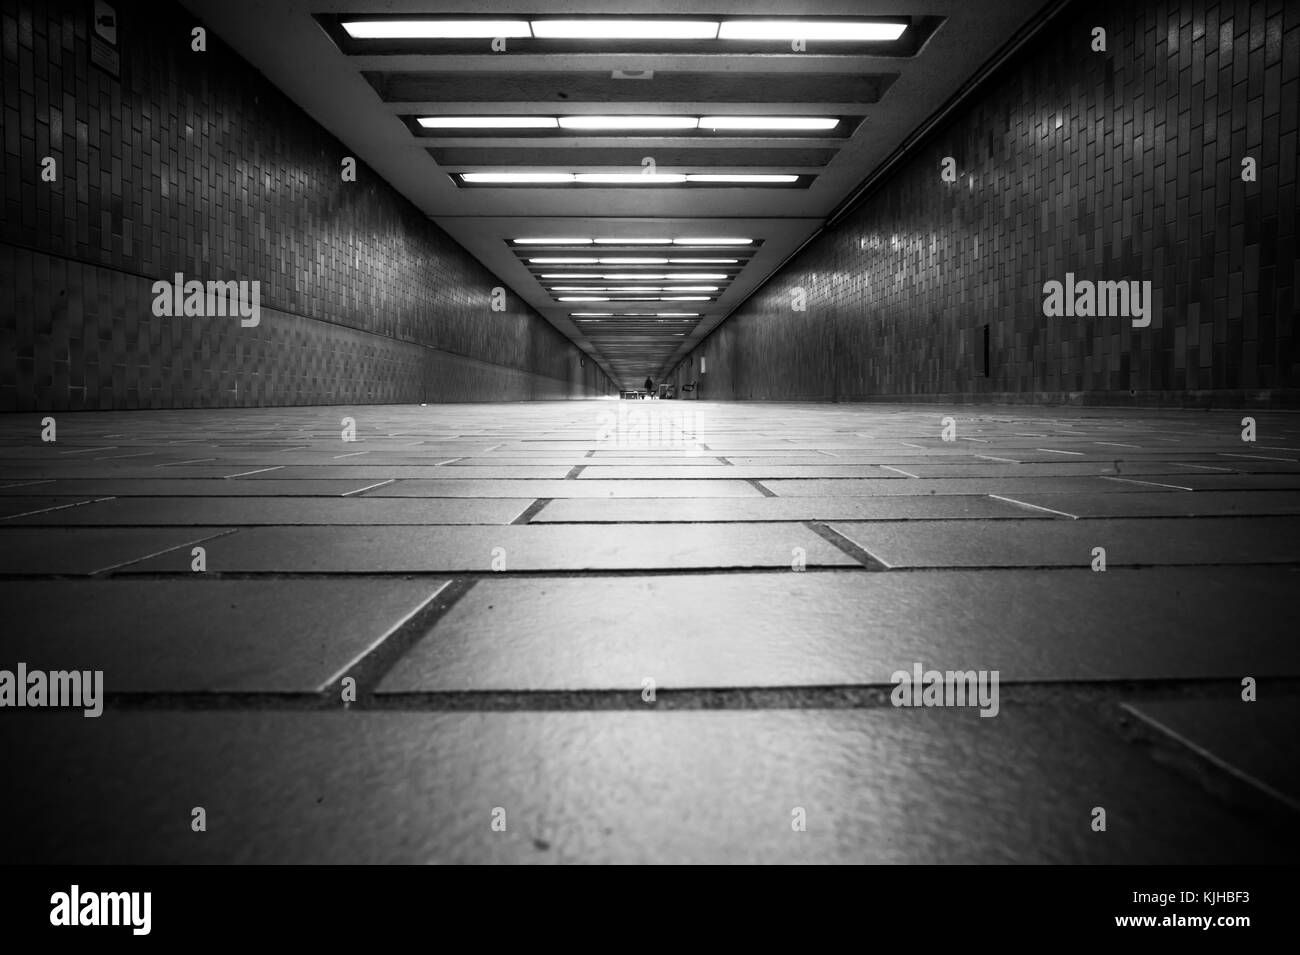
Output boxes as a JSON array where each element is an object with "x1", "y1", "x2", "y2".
[
  {"x1": 699, "y1": 116, "x2": 840, "y2": 130},
  {"x1": 673, "y1": 238, "x2": 753, "y2": 245},
  {"x1": 463, "y1": 172, "x2": 574, "y2": 183},
  {"x1": 574, "y1": 173, "x2": 689, "y2": 184},
  {"x1": 686, "y1": 174, "x2": 800, "y2": 183},
  {"x1": 594, "y1": 239, "x2": 673, "y2": 246},
  {"x1": 419, "y1": 116, "x2": 558, "y2": 129},
  {"x1": 718, "y1": 20, "x2": 907, "y2": 41},
  {"x1": 531, "y1": 19, "x2": 720, "y2": 39},
  {"x1": 515, "y1": 238, "x2": 592, "y2": 245},
  {"x1": 342, "y1": 19, "x2": 532, "y2": 39},
  {"x1": 558, "y1": 116, "x2": 698, "y2": 130}
]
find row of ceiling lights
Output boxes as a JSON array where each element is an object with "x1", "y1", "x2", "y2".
[
  {"x1": 420, "y1": 116, "x2": 839, "y2": 131},
  {"x1": 513, "y1": 238, "x2": 752, "y2": 245},
  {"x1": 528, "y1": 257, "x2": 737, "y2": 264},
  {"x1": 539, "y1": 273, "x2": 727, "y2": 279},
  {"x1": 343, "y1": 19, "x2": 907, "y2": 41},
  {"x1": 550, "y1": 286, "x2": 718, "y2": 291},
  {"x1": 464, "y1": 172, "x2": 798, "y2": 184},
  {"x1": 559, "y1": 296, "x2": 713, "y2": 301}
]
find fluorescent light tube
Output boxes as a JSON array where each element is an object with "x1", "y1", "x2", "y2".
[
  {"x1": 464, "y1": 173, "x2": 573, "y2": 183},
  {"x1": 594, "y1": 239, "x2": 673, "y2": 245},
  {"x1": 575, "y1": 173, "x2": 688, "y2": 184},
  {"x1": 673, "y1": 237, "x2": 752, "y2": 245},
  {"x1": 686, "y1": 174, "x2": 800, "y2": 183},
  {"x1": 529, "y1": 257, "x2": 598, "y2": 264},
  {"x1": 516, "y1": 239, "x2": 592, "y2": 245},
  {"x1": 557, "y1": 296, "x2": 609, "y2": 302},
  {"x1": 419, "y1": 116, "x2": 558, "y2": 129},
  {"x1": 718, "y1": 20, "x2": 907, "y2": 41},
  {"x1": 559, "y1": 116, "x2": 698, "y2": 130},
  {"x1": 531, "y1": 19, "x2": 719, "y2": 39},
  {"x1": 699, "y1": 116, "x2": 840, "y2": 131},
  {"x1": 669, "y1": 258, "x2": 738, "y2": 264},
  {"x1": 343, "y1": 20, "x2": 532, "y2": 39}
]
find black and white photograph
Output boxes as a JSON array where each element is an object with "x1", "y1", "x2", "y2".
[{"x1": 0, "y1": 0, "x2": 1297, "y2": 920}]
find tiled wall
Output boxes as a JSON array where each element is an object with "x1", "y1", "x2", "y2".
[
  {"x1": 675, "y1": 0, "x2": 1298, "y2": 405},
  {"x1": 0, "y1": 0, "x2": 612, "y2": 410}
]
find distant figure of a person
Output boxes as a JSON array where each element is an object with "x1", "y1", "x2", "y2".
[{"x1": 644, "y1": 376, "x2": 654, "y2": 398}]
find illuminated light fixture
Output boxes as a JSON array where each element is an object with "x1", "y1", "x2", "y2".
[
  {"x1": 598, "y1": 257, "x2": 669, "y2": 264},
  {"x1": 550, "y1": 286, "x2": 719, "y2": 292},
  {"x1": 666, "y1": 273, "x2": 728, "y2": 280},
  {"x1": 466, "y1": 171, "x2": 797, "y2": 187},
  {"x1": 557, "y1": 296, "x2": 609, "y2": 302},
  {"x1": 686, "y1": 174, "x2": 799, "y2": 183},
  {"x1": 673, "y1": 237, "x2": 752, "y2": 245},
  {"x1": 515, "y1": 238, "x2": 592, "y2": 245},
  {"x1": 594, "y1": 239, "x2": 672, "y2": 246},
  {"x1": 342, "y1": 19, "x2": 532, "y2": 38},
  {"x1": 569, "y1": 312, "x2": 615, "y2": 317},
  {"x1": 418, "y1": 116, "x2": 558, "y2": 129},
  {"x1": 670, "y1": 258, "x2": 738, "y2": 264},
  {"x1": 660, "y1": 296, "x2": 712, "y2": 301},
  {"x1": 529, "y1": 257, "x2": 598, "y2": 264},
  {"x1": 531, "y1": 19, "x2": 720, "y2": 39},
  {"x1": 575, "y1": 173, "x2": 688, "y2": 184},
  {"x1": 718, "y1": 20, "x2": 907, "y2": 41},
  {"x1": 463, "y1": 173, "x2": 573, "y2": 184},
  {"x1": 699, "y1": 116, "x2": 840, "y2": 131},
  {"x1": 540, "y1": 273, "x2": 606, "y2": 279},
  {"x1": 559, "y1": 116, "x2": 698, "y2": 130},
  {"x1": 423, "y1": 114, "x2": 837, "y2": 132},
  {"x1": 657, "y1": 312, "x2": 700, "y2": 317},
  {"x1": 598, "y1": 273, "x2": 672, "y2": 280}
]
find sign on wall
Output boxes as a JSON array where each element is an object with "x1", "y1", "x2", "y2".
[{"x1": 89, "y1": 1, "x2": 120, "y2": 78}]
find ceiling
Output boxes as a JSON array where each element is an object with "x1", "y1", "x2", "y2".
[{"x1": 179, "y1": 0, "x2": 1047, "y2": 389}]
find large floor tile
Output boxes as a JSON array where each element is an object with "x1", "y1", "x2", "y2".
[
  {"x1": 0, "y1": 579, "x2": 448, "y2": 692},
  {"x1": 829, "y1": 517, "x2": 1300, "y2": 568},
  {"x1": 0, "y1": 527, "x2": 231, "y2": 574},
  {"x1": 532, "y1": 495, "x2": 1047, "y2": 523},
  {"x1": 378, "y1": 568, "x2": 1300, "y2": 691},
  {"x1": 6, "y1": 496, "x2": 531, "y2": 526},
  {"x1": 118, "y1": 523, "x2": 860, "y2": 572},
  {"x1": 1121, "y1": 699, "x2": 1300, "y2": 809},
  {"x1": 0, "y1": 708, "x2": 1288, "y2": 864}
]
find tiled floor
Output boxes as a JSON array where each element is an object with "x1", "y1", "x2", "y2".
[{"x1": 1, "y1": 400, "x2": 1298, "y2": 863}]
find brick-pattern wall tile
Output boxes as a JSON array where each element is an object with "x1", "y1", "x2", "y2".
[
  {"x1": 676, "y1": 0, "x2": 1298, "y2": 403},
  {"x1": 0, "y1": 0, "x2": 612, "y2": 410}
]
